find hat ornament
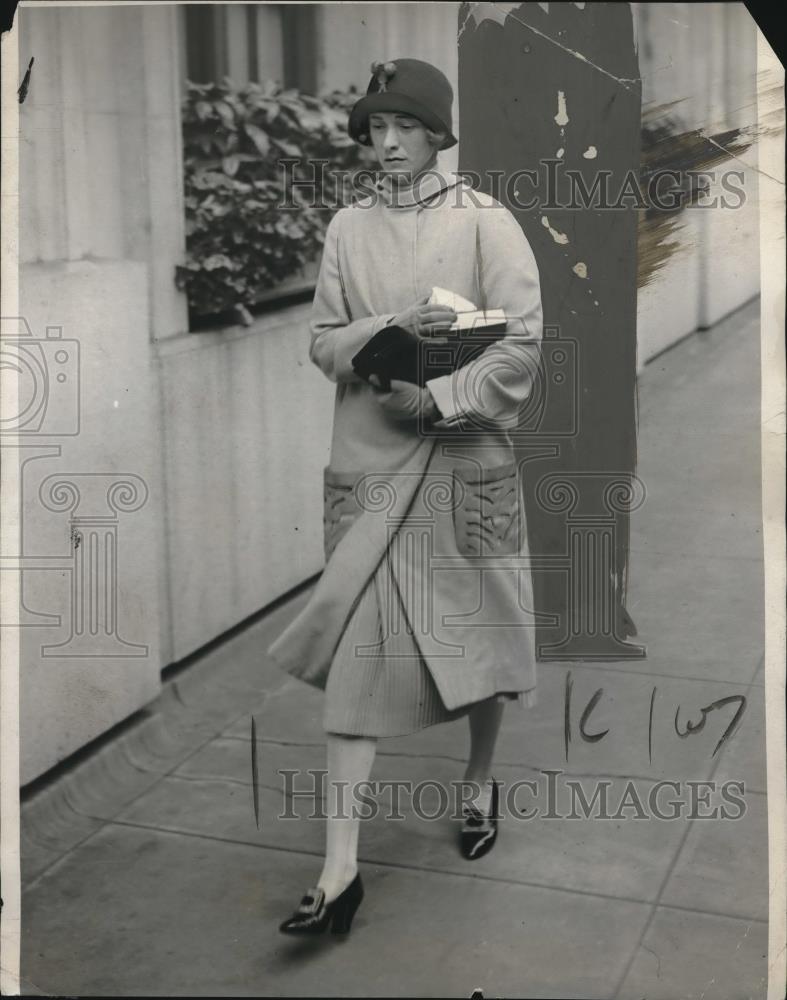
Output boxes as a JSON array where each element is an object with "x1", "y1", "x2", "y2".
[{"x1": 370, "y1": 60, "x2": 397, "y2": 92}]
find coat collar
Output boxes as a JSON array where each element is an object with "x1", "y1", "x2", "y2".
[{"x1": 372, "y1": 168, "x2": 466, "y2": 208}]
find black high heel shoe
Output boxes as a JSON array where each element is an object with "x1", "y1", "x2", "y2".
[
  {"x1": 279, "y1": 874, "x2": 364, "y2": 936},
  {"x1": 459, "y1": 778, "x2": 500, "y2": 861}
]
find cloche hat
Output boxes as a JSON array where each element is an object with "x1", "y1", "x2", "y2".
[{"x1": 348, "y1": 58, "x2": 457, "y2": 151}]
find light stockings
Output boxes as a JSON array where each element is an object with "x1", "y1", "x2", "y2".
[
  {"x1": 317, "y1": 697, "x2": 503, "y2": 902},
  {"x1": 317, "y1": 732, "x2": 377, "y2": 903},
  {"x1": 463, "y1": 696, "x2": 505, "y2": 813}
]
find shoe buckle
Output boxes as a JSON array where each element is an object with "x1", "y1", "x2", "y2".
[{"x1": 297, "y1": 887, "x2": 325, "y2": 916}]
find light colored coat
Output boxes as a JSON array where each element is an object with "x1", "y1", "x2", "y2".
[{"x1": 268, "y1": 169, "x2": 544, "y2": 711}]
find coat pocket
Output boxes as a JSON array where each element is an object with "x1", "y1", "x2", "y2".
[
  {"x1": 452, "y1": 462, "x2": 522, "y2": 557},
  {"x1": 323, "y1": 468, "x2": 363, "y2": 561}
]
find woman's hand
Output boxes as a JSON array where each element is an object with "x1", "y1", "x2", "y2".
[
  {"x1": 369, "y1": 376, "x2": 441, "y2": 422},
  {"x1": 392, "y1": 294, "x2": 457, "y2": 340}
]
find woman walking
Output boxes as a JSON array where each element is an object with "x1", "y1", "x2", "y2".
[{"x1": 269, "y1": 58, "x2": 543, "y2": 935}]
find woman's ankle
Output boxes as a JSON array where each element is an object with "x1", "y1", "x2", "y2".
[
  {"x1": 459, "y1": 774, "x2": 495, "y2": 814},
  {"x1": 463, "y1": 764, "x2": 493, "y2": 783},
  {"x1": 317, "y1": 864, "x2": 358, "y2": 903}
]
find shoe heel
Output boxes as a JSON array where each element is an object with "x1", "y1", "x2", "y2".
[{"x1": 329, "y1": 877, "x2": 364, "y2": 935}]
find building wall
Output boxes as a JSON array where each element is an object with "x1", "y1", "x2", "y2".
[
  {"x1": 14, "y1": 4, "x2": 334, "y2": 782},
  {"x1": 16, "y1": 261, "x2": 163, "y2": 783},
  {"x1": 633, "y1": 2, "x2": 759, "y2": 363},
  {"x1": 13, "y1": 2, "x2": 762, "y2": 783},
  {"x1": 15, "y1": 6, "x2": 179, "y2": 783},
  {"x1": 153, "y1": 308, "x2": 331, "y2": 665}
]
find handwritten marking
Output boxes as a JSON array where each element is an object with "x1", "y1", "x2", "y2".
[
  {"x1": 578, "y1": 688, "x2": 609, "y2": 743},
  {"x1": 674, "y1": 694, "x2": 747, "y2": 757},
  {"x1": 648, "y1": 686, "x2": 657, "y2": 764}
]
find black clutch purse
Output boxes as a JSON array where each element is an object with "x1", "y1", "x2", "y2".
[{"x1": 352, "y1": 322, "x2": 507, "y2": 390}]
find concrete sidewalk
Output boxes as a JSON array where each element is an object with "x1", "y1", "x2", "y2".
[{"x1": 20, "y1": 299, "x2": 767, "y2": 998}]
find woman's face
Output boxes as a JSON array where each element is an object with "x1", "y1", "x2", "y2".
[{"x1": 368, "y1": 112, "x2": 437, "y2": 181}]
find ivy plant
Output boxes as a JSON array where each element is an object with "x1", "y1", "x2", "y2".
[{"x1": 176, "y1": 79, "x2": 374, "y2": 326}]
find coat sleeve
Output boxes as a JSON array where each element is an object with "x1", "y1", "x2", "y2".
[
  {"x1": 425, "y1": 202, "x2": 543, "y2": 429},
  {"x1": 309, "y1": 210, "x2": 396, "y2": 384}
]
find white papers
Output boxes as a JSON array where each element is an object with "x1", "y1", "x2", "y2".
[
  {"x1": 428, "y1": 286, "x2": 507, "y2": 331},
  {"x1": 450, "y1": 309, "x2": 507, "y2": 331},
  {"x1": 428, "y1": 285, "x2": 478, "y2": 313}
]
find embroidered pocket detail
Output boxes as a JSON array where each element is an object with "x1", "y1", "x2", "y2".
[
  {"x1": 323, "y1": 469, "x2": 363, "y2": 561},
  {"x1": 452, "y1": 462, "x2": 521, "y2": 557}
]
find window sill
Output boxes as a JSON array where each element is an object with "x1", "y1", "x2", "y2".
[
  {"x1": 155, "y1": 293, "x2": 315, "y2": 359},
  {"x1": 187, "y1": 265, "x2": 318, "y2": 334}
]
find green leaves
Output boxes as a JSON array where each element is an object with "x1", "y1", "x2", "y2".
[
  {"x1": 243, "y1": 122, "x2": 270, "y2": 156},
  {"x1": 178, "y1": 77, "x2": 372, "y2": 322},
  {"x1": 221, "y1": 155, "x2": 240, "y2": 177}
]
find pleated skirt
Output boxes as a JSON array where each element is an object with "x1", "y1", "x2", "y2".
[{"x1": 322, "y1": 540, "x2": 536, "y2": 738}]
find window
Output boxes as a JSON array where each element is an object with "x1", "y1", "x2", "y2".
[
  {"x1": 177, "y1": 4, "x2": 458, "y2": 325},
  {"x1": 182, "y1": 3, "x2": 317, "y2": 93}
]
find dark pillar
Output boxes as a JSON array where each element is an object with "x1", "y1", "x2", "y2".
[{"x1": 458, "y1": 2, "x2": 645, "y2": 660}]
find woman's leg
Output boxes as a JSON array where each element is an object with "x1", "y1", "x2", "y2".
[
  {"x1": 318, "y1": 732, "x2": 377, "y2": 902},
  {"x1": 463, "y1": 696, "x2": 505, "y2": 812}
]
